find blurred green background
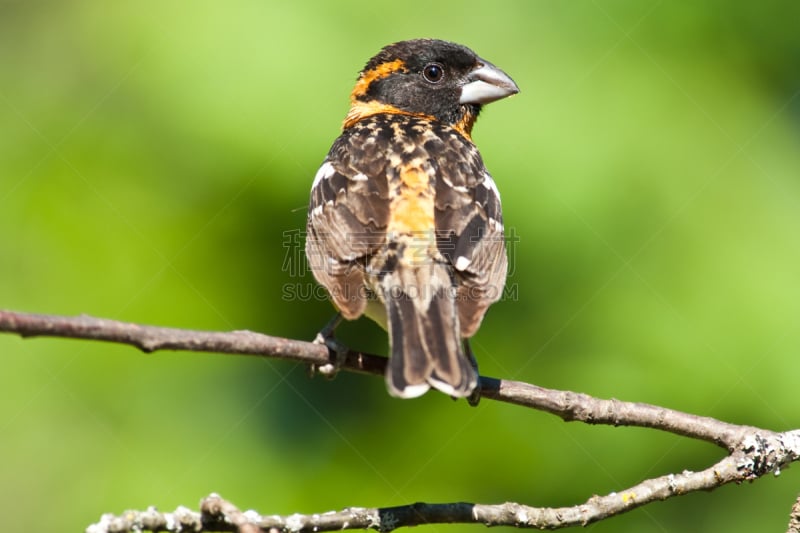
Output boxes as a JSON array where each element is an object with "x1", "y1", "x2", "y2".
[{"x1": 2, "y1": 1, "x2": 799, "y2": 531}]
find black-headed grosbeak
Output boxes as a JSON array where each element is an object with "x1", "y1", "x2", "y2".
[{"x1": 306, "y1": 39, "x2": 518, "y2": 398}]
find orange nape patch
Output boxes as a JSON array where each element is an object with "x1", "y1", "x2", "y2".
[
  {"x1": 387, "y1": 164, "x2": 435, "y2": 238},
  {"x1": 350, "y1": 59, "x2": 407, "y2": 101},
  {"x1": 342, "y1": 100, "x2": 434, "y2": 130}
]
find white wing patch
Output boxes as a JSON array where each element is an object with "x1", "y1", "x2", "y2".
[
  {"x1": 481, "y1": 171, "x2": 501, "y2": 200},
  {"x1": 311, "y1": 161, "x2": 336, "y2": 189},
  {"x1": 455, "y1": 256, "x2": 472, "y2": 271}
]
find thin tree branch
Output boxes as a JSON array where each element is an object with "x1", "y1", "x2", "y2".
[
  {"x1": 2, "y1": 309, "x2": 799, "y2": 532},
  {"x1": 0, "y1": 310, "x2": 756, "y2": 449},
  {"x1": 87, "y1": 430, "x2": 800, "y2": 533}
]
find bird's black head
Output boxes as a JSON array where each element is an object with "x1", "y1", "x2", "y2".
[{"x1": 345, "y1": 39, "x2": 519, "y2": 138}]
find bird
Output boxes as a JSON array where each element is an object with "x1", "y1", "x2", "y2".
[{"x1": 305, "y1": 39, "x2": 518, "y2": 399}]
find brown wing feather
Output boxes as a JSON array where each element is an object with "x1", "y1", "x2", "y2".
[
  {"x1": 431, "y1": 133, "x2": 508, "y2": 338},
  {"x1": 306, "y1": 121, "x2": 393, "y2": 319}
]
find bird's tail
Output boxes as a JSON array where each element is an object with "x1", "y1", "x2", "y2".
[{"x1": 381, "y1": 262, "x2": 478, "y2": 398}]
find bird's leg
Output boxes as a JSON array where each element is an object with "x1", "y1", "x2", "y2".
[
  {"x1": 464, "y1": 339, "x2": 482, "y2": 407},
  {"x1": 310, "y1": 312, "x2": 348, "y2": 378}
]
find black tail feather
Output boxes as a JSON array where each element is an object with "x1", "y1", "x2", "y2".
[{"x1": 384, "y1": 265, "x2": 478, "y2": 398}]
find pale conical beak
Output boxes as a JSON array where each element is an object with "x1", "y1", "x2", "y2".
[{"x1": 459, "y1": 60, "x2": 519, "y2": 105}]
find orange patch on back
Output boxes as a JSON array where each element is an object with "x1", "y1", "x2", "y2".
[
  {"x1": 350, "y1": 59, "x2": 407, "y2": 101},
  {"x1": 387, "y1": 164, "x2": 435, "y2": 239}
]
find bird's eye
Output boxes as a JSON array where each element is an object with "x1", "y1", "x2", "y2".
[{"x1": 422, "y1": 63, "x2": 445, "y2": 83}]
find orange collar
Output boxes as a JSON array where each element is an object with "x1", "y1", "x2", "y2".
[
  {"x1": 342, "y1": 100, "x2": 474, "y2": 142},
  {"x1": 342, "y1": 100, "x2": 433, "y2": 130}
]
